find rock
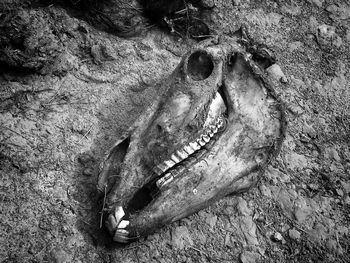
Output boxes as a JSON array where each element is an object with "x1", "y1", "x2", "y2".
[
  {"x1": 306, "y1": 0, "x2": 323, "y2": 8},
  {"x1": 171, "y1": 226, "x2": 193, "y2": 250},
  {"x1": 288, "y1": 229, "x2": 301, "y2": 240},
  {"x1": 281, "y1": 4, "x2": 301, "y2": 16},
  {"x1": 272, "y1": 232, "x2": 285, "y2": 244},
  {"x1": 205, "y1": 213, "x2": 218, "y2": 229},
  {"x1": 274, "y1": 232, "x2": 282, "y2": 241},
  {"x1": 288, "y1": 41, "x2": 304, "y2": 52},
  {"x1": 224, "y1": 233, "x2": 232, "y2": 247},
  {"x1": 284, "y1": 152, "x2": 308, "y2": 170},
  {"x1": 326, "y1": 239, "x2": 338, "y2": 252},
  {"x1": 346, "y1": 29, "x2": 350, "y2": 42},
  {"x1": 342, "y1": 181, "x2": 350, "y2": 194},
  {"x1": 308, "y1": 223, "x2": 328, "y2": 243},
  {"x1": 236, "y1": 197, "x2": 252, "y2": 216},
  {"x1": 240, "y1": 251, "x2": 261, "y2": 263},
  {"x1": 266, "y1": 64, "x2": 287, "y2": 83},
  {"x1": 259, "y1": 184, "x2": 272, "y2": 197},
  {"x1": 50, "y1": 248, "x2": 71, "y2": 263},
  {"x1": 303, "y1": 123, "x2": 317, "y2": 138},
  {"x1": 324, "y1": 147, "x2": 341, "y2": 161},
  {"x1": 326, "y1": 4, "x2": 350, "y2": 20},
  {"x1": 239, "y1": 216, "x2": 259, "y2": 246},
  {"x1": 317, "y1": 24, "x2": 343, "y2": 48},
  {"x1": 335, "y1": 188, "x2": 344, "y2": 197},
  {"x1": 294, "y1": 197, "x2": 312, "y2": 223},
  {"x1": 275, "y1": 189, "x2": 294, "y2": 217},
  {"x1": 309, "y1": 16, "x2": 319, "y2": 32}
]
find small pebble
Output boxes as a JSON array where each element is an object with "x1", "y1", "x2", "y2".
[{"x1": 288, "y1": 229, "x2": 301, "y2": 240}]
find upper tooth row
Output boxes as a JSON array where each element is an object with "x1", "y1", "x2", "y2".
[{"x1": 154, "y1": 116, "x2": 225, "y2": 176}]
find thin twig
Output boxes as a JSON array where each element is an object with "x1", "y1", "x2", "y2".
[{"x1": 99, "y1": 185, "x2": 107, "y2": 228}]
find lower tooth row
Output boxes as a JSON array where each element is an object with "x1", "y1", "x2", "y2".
[
  {"x1": 156, "y1": 173, "x2": 173, "y2": 188},
  {"x1": 154, "y1": 116, "x2": 226, "y2": 186}
]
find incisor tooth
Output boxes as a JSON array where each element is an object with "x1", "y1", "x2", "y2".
[
  {"x1": 189, "y1": 141, "x2": 201, "y2": 150},
  {"x1": 184, "y1": 145, "x2": 195, "y2": 154},
  {"x1": 118, "y1": 220, "x2": 129, "y2": 229},
  {"x1": 171, "y1": 154, "x2": 181, "y2": 163},
  {"x1": 114, "y1": 206, "x2": 125, "y2": 226},
  {"x1": 176, "y1": 150, "x2": 188, "y2": 160}
]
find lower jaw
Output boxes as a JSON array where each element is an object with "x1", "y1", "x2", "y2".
[
  {"x1": 106, "y1": 130, "x2": 225, "y2": 242},
  {"x1": 125, "y1": 127, "x2": 223, "y2": 215}
]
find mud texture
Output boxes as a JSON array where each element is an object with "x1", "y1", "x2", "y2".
[{"x1": 1, "y1": 0, "x2": 350, "y2": 262}]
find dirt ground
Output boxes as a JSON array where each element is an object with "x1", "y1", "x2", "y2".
[{"x1": 1, "y1": 0, "x2": 350, "y2": 262}]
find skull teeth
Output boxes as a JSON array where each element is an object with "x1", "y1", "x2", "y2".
[
  {"x1": 118, "y1": 220, "x2": 129, "y2": 229},
  {"x1": 171, "y1": 154, "x2": 181, "y2": 163},
  {"x1": 156, "y1": 173, "x2": 173, "y2": 188},
  {"x1": 155, "y1": 116, "x2": 226, "y2": 188},
  {"x1": 176, "y1": 150, "x2": 189, "y2": 160},
  {"x1": 183, "y1": 145, "x2": 195, "y2": 155},
  {"x1": 189, "y1": 141, "x2": 201, "y2": 150}
]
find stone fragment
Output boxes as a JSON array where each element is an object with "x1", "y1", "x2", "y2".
[
  {"x1": 171, "y1": 226, "x2": 193, "y2": 250},
  {"x1": 240, "y1": 251, "x2": 261, "y2": 263},
  {"x1": 294, "y1": 197, "x2": 312, "y2": 223},
  {"x1": 205, "y1": 213, "x2": 218, "y2": 229},
  {"x1": 306, "y1": 0, "x2": 323, "y2": 8},
  {"x1": 50, "y1": 248, "x2": 71, "y2": 263},
  {"x1": 272, "y1": 232, "x2": 285, "y2": 244},
  {"x1": 259, "y1": 184, "x2": 272, "y2": 197},
  {"x1": 266, "y1": 64, "x2": 287, "y2": 83},
  {"x1": 317, "y1": 24, "x2": 343, "y2": 48},
  {"x1": 237, "y1": 197, "x2": 252, "y2": 216},
  {"x1": 288, "y1": 229, "x2": 301, "y2": 240},
  {"x1": 239, "y1": 216, "x2": 259, "y2": 246}
]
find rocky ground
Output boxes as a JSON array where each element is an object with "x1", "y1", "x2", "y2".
[{"x1": 1, "y1": 0, "x2": 350, "y2": 262}]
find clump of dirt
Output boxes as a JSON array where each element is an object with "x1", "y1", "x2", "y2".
[{"x1": 1, "y1": 0, "x2": 350, "y2": 262}]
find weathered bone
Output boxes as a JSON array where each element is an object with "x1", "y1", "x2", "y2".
[{"x1": 98, "y1": 37, "x2": 286, "y2": 243}]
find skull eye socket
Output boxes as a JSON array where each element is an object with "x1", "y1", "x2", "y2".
[{"x1": 187, "y1": 51, "x2": 214, "y2": 81}]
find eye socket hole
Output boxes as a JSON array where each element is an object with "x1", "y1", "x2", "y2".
[{"x1": 187, "y1": 51, "x2": 214, "y2": 81}]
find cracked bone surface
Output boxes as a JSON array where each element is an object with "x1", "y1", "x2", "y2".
[{"x1": 99, "y1": 37, "x2": 285, "y2": 243}]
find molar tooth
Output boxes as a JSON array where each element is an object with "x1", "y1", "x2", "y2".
[
  {"x1": 164, "y1": 159, "x2": 176, "y2": 168},
  {"x1": 201, "y1": 134, "x2": 210, "y2": 143},
  {"x1": 156, "y1": 163, "x2": 168, "y2": 174},
  {"x1": 171, "y1": 154, "x2": 181, "y2": 163},
  {"x1": 154, "y1": 166, "x2": 164, "y2": 175},
  {"x1": 197, "y1": 138, "x2": 206, "y2": 146},
  {"x1": 189, "y1": 141, "x2": 201, "y2": 150},
  {"x1": 183, "y1": 145, "x2": 195, "y2": 155},
  {"x1": 156, "y1": 173, "x2": 173, "y2": 188},
  {"x1": 208, "y1": 131, "x2": 214, "y2": 137},
  {"x1": 176, "y1": 150, "x2": 188, "y2": 160}
]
